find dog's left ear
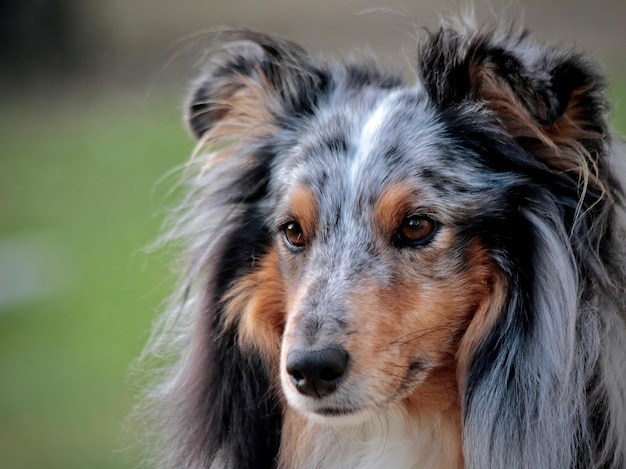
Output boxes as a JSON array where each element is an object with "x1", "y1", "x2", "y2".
[
  {"x1": 419, "y1": 26, "x2": 609, "y2": 184},
  {"x1": 186, "y1": 30, "x2": 328, "y2": 142}
]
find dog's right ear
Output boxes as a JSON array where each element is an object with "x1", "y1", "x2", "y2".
[{"x1": 186, "y1": 30, "x2": 328, "y2": 141}]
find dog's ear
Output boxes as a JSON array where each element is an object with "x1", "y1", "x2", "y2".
[
  {"x1": 186, "y1": 30, "x2": 328, "y2": 141},
  {"x1": 418, "y1": 26, "x2": 609, "y2": 191}
]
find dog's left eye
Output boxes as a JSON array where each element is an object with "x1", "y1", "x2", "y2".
[{"x1": 396, "y1": 215, "x2": 438, "y2": 247}]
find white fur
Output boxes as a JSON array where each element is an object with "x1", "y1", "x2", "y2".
[
  {"x1": 297, "y1": 407, "x2": 459, "y2": 469},
  {"x1": 349, "y1": 91, "x2": 400, "y2": 186}
]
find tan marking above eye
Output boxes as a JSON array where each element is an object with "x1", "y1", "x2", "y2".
[{"x1": 280, "y1": 186, "x2": 318, "y2": 247}]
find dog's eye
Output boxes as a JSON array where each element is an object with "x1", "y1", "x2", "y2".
[
  {"x1": 396, "y1": 215, "x2": 437, "y2": 247},
  {"x1": 282, "y1": 221, "x2": 306, "y2": 249}
]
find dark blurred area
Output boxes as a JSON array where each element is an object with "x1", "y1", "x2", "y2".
[
  {"x1": 0, "y1": 0, "x2": 84, "y2": 85},
  {"x1": 1, "y1": 0, "x2": 625, "y2": 96}
]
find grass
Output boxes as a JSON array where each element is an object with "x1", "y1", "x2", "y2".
[
  {"x1": 0, "y1": 91, "x2": 190, "y2": 469},
  {"x1": 0, "y1": 77, "x2": 624, "y2": 469}
]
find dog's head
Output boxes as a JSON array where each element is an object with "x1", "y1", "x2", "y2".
[{"x1": 177, "y1": 25, "x2": 618, "y2": 467}]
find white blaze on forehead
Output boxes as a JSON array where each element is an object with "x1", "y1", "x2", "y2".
[{"x1": 350, "y1": 91, "x2": 401, "y2": 185}]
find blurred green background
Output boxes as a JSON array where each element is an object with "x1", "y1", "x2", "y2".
[{"x1": 1, "y1": 1, "x2": 624, "y2": 468}]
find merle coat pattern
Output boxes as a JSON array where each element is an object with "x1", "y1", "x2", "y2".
[{"x1": 140, "y1": 21, "x2": 626, "y2": 469}]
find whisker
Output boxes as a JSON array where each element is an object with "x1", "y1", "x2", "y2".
[{"x1": 382, "y1": 325, "x2": 455, "y2": 351}]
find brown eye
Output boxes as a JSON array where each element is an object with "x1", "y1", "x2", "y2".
[
  {"x1": 283, "y1": 221, "x2": 306, "y2": 249},
  {"x1": 396, "y1": 215, "x2": 438, "y2": 247}
]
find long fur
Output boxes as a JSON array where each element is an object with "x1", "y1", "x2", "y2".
[{"x1": 139, "y1": 19, "x2": 626, "y2": 469}]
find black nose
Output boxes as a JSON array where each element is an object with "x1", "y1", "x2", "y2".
[{"x1": 286, "y1": 346, "x2": 349, "y2": 397}]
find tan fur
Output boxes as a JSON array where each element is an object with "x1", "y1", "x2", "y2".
[
  {"x1": 192, "y1": 73, "x2": 278, "y2": 172},
  {"x1": 222, "y1": 247, "x2": 285, "y2": 367},
  {"x1": 373, "y1": 182, "x2": 421, "y2": 234},
  {"x1": 286, "y1": 186, "x2": 318, "y2": 238},
  {"x1": 456, "y1": 267, "x2": 508, "y2": 379}
]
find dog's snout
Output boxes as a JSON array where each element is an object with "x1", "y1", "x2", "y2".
[{"x1": 286, "y1": 346, "x2": 349, "y2": 397}]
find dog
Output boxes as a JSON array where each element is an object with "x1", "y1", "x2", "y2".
[{"x1": 141, "y1": 19, "x2": 626, "y2": 469}]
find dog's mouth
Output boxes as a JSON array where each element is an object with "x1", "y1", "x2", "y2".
[
  {"x1": 315, "y1": 406, "x2": 360, "y2": 417},
  {"x1": 300, "y1": 404, "x2": 373, "y2": 425}
]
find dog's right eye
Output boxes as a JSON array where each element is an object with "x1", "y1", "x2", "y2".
[{"x1": 282, "y1": 221, "x2": 306, "y2": 249}]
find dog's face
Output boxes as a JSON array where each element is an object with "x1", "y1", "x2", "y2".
[
  {"x1": 269, "y1": 88, "x2": 502, "y2": 422},
  {"x1": 186, "y1": 30, "x2": 608, "y2": 427}
]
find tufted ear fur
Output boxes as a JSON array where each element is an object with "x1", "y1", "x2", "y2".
[
  {"x1": 418, "y1": 25, "x2": 614, "y2": 222},
  {"x1": 186, "y1": 30, "x2": 329, "y2": 142}
]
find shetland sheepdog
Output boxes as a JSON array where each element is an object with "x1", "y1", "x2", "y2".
[{"x1": 140, "y1": 20, "x2": 626, "y2": 469}]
